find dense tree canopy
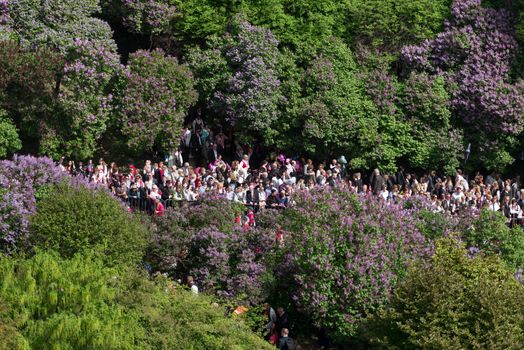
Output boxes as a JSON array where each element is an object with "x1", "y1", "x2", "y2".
[{"x1": 0, "y1": 0, "x2": 523, "y2": 170}]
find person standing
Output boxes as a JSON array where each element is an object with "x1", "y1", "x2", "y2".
[
  {"x1": 370, "y1": 169, "x2": 384, "y2": 196},
  {"x1": 275, "y1": 307, "x2": 290, "y2": 341},
  {"x1": 278, "y1": 328, "x2": 294, "y2": 350}
]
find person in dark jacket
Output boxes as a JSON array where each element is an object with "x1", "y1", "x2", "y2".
[
  {"x1": 370, "y1": 168, "x2": 384, "y2": 196},
  {"x1": 266, "y1": 189, "x2": 279, "y2": 209},
  {"x1": 208, "y1": 143, "x2": 220, "y2": 164},
  {"x1": 396, "y1": 166, "x2": 406, "y2": 191},
  {"x1": 275, "y1": 307, "x2": 290, "y2": 337},
  {"x1": 278, "y1": 328, "x2": 294, "y2": 350},
  {"x1": 245, "y1": 183, "x2": 260, "y2": 212}
]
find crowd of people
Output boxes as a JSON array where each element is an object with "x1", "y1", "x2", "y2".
[{"x1": 57, "y1": 121, "x2": 524, "y2": 226}]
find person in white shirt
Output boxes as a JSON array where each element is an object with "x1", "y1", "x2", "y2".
[
  {"x1": 149, "y1": 185, "x2": 161, "y2": 200},
  {"x1": 452, "y1": 186, "x2": 465, "y2": 204},
  {"x1": 488, "y1": 197, "x2": 500, "y2": 212},
  {"x1": 379, "y1": 185, "x2": 389, "y2": 202},
  {"x1": 510, "y1": 198, "x2": 522, "y2": 217},
  {"x1": 187, "y1": 276, "x2": 199, "y2": 295},
  {"x1": 455, "y1": 170, "x2": 469, "y2": 191}
]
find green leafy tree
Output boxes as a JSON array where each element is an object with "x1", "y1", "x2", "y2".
[
  {"x1": 0, "y1": 42, "x2": 62, "y2": 155},
  {"x1": 277, "y1": 39, "x2": 411, "y2": 171},
  {"x1": 120, "y1": 272, "x2": 274, "y2": 350},
  {"x1": 0, "y1": 300, "x2": 28, "y2": 350},
  {"x1": 347, "y1": 0, "x2": 451, "y2": 50},
  {"x1": 0, "y1": 109, "x2": 21, "y2": 158},
  {"x1": 366, "y1": 238, "x2": 524, "y2": 349},
  {"x1": 30, "y1": 183, "x2": 149, "y2": 267},
  {"x1": 0, "y1": 251, "x2": 272, "y2": 350},
  {"x1": 399, "y1": 73, "x2": 464, "y2": 173}
]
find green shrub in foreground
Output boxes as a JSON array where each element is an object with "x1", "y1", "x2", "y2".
[
  {"x1": 121, "y1": 273, "x2": 274, "y2": 350},
  {"x1": 366, "y1": 238, "x2": 524, "y2": 349},
  {"x1": 0, "y1": 251, "x2": 272, "y2": 350},
  {"x1": 30, "y1": 183, "x2": 149, "y2": 267},
  {"x1": 0, "y1": 251, "x2": 142, "y2": 350}
]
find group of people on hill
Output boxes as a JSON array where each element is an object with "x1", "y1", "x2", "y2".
[
  {"x1": 57, "y1": 121, "x2": 524, "y2": 226},
  {"x1": 59, "y1": 153, "x2": 524, "y2": 224}
]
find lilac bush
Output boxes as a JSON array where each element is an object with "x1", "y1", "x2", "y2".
[
  {"x1": 0, "y1": 155, "x2": 66, "y2": 252},
  {"x1": 147, "y1": 197, "x2": 275, "y2": 304},
  {"x1": 5, "y1": 0, "x2": 121, "y2": 159},
  {"x1": 121, "y1": 0, "x2": 177, "y2": 36},
  {"x1": 188, "y1": 18, "x2": 283, "y2": 143},
  {"x1": 56, "y1": 39, "x2": 122, "y2": 158},
  {"x1": 0, "y1": 155, "x2": 98, "y2": 253},
  {"x1": 7, "y1": 0, "x2": 116, "y2": 55},
  {"x1": 279, "y1": 188, "x2": 433, "y2": 338},
  {"x1": 188, "y1": 226, "x2": 274, "y2": 304},
  {"x1": 0, "y1": 0, "x2": 13, "y2": 40},
  {"x1": 118, "y1": 49, "x2": 197, "y2": 152},
  {"x1": 213, "y1": 19, "x2": 282, "y2": 140},
  {"x1": 402, "y1": 0, "x2": 524, "y2": 136}
]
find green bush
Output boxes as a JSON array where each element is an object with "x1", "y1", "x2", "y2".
[
  {"x1": 465, "y1": 209, "x2": 524, "y2": 269},
  {"x1": 0, "y1": 251, "x2": 143, "y2": 350},
  {"x1": 0, "y1": 300, "x2": 28, "y2": 350},
  {"x1": 366, "y1": 238, "x2": 524, "y2": 349},
  {"x1": 120, "y1": 273, "x2": 273, "y2": 350},
  {"x1": 0, "y1": 251, "x2": 272, "y2": 350},
  {"x1": 30, "y1": 183, "x2": 149, "y2": 267},
  {"x1": 0, "y1": 110, "x2": 21, "y2": 158}
]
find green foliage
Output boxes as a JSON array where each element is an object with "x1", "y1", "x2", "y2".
[
  {"x1": 276, "y1": 38, "x2": 389, "y2": 168},
  {"x1": 0, "y1": 109, "x2": 21, "y2": 158},
  {"x1": 0, "y1": 251, "x2": 270, "y2": 350},
  {"x1": 0, "y1": 300, "x2": 28, "y2": 350},
  {"x1": 347, "y1": 0, "x2": 451, "y2": 50},
  {"x1": 366, "y1": 238, "x2": 524, "y2": 349},
  {"x1": 120, "y1": 273, "x2": 273, "y2": 350},
  {"x1": 464, "y1": 209, "x2": 524, "y2": 269},
  {"x1": 0, "y1": 42, "x2": 62, "y2": 152},
  {"x1": 30, "y1": 183, "x2": 148, "y2": 267},
  {"x1": 0, "y1": 251, "x2": 142, "y2": 350}
]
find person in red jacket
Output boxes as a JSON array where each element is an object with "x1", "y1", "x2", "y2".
[
  {"x1": 154, "y1": 199, "x2": 165, "y2": 216},
  {"x1": 247, "y1": 209, "x2": 255, "y2": 227}
]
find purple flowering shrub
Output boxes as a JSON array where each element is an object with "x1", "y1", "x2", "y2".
[
  {"x1": 147, "y1": 198, "x2": 275, "y2": 304},
  {"x1": 55, "y1": 39, "x2": 122, "y2": 159},
  {"x1": 118, "y1": 49, "x2": 197, "y2": 152},
  {"x1": 278, "y1": 188, "x2": 433, "y2": 338},
  {"x1": 188, "y1": 226, "x2": 274, "y2": 304},
  {"x1": 5, "y1": 0, "x2": 121, "y2": 159},
  {"x1": 401, "y1": 0, "x2": 524, "y2": 169},
  {"x1": 0, "y1": 155, "x2": 67, "y2": 252},
  {"x1": 120, "y1": 0, "x2": 177, "y2": 36},
  {"x1": 187, "y1": 18, "x2": 283, "y2": 143},
  {"x1": 0, "y1": 155, "x2": 99, "y2": 253},
  {"x1": 0, "y1": 0, "x2": 13, "y2": 40},
  {"x1": 146, "y1": 198, "x2": 244, "y2": 274}
]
